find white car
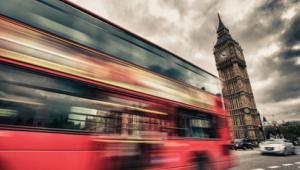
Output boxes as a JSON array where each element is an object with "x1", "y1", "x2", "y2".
[{"x1": 259, "y1": 139, "x2": 296, "y2": 156}]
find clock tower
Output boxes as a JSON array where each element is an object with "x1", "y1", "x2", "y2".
[{"x1": 213, "y1": 14, "x2": 263, "y2": 141}]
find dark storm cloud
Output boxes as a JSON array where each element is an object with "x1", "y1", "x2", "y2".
[
  {"x1": 260, "y1": 0, "x2": 285, "y2": 11},
  {"x1": 234, "y1": 0, "x2": 300, "y2": 92},
  {"x1": 269, "y1": 14, "x2": 300, "y2": 102},
  {"x1": 280, "y1": 49, "x2": 300, "y2": 59},
  {"x1": 268, "y1": 59, "x2": 300, "y2": 102},
  {"x1": 253, "y1": 10, "x2": 300, "y2": 103},
  {"x1": 282, "y1": 15, "x2": 300, "y2": 46},
  {"x1": 242, "y1": 0, "x2": 300, "y2": 120},
  {"x1": 233, "y1": 0, "x2": 287, "y2": 54}
]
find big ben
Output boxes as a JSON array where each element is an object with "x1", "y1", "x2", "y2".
[{"x1": 213, "y1": 14, "x2": 263, "y2": 141}]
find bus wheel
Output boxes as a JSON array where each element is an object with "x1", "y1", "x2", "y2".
[{"x1": 196, "y1": 157, "x2": 209, "y2": 170}]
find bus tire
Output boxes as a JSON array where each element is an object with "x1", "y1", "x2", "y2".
[{"x1": 195, "y1": 156, "x2": 209, "y2": 170}]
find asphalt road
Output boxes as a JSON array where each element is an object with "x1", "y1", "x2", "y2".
[{"x1": 230, "y1": 146, "x2": 300, "y2": 170}]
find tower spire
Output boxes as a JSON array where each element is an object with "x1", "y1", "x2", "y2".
[
  {"x1": 214, "y1": 13, "x2": 236, "y2": 47},
  {"x1": 217, "y1": 13, "x2": 227, "y2": 33}
]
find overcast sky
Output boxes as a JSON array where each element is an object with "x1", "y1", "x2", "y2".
[{"x1": 69, "y1": 0, "x2": 300, "y2": 122}]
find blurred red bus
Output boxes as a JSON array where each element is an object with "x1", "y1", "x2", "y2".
[{"x1": 0, "y1": 0, "x2": 234, "y2": 169}]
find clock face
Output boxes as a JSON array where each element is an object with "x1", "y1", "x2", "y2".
[
  {"x1": 244, "y1": 108, "x2": 250, "y2": 114},
  {"x1": 220, "y1": 49, "x2": 229, "y2": 59}
]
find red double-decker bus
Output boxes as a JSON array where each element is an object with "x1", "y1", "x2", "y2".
[{"x1": 0, "y1": 0, "x2": 234, "y2": 169}]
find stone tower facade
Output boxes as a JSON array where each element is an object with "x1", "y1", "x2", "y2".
[{"x1": 213, "y1": 14, "x2": 263, "y2": 141}]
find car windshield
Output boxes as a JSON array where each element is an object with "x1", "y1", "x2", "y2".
[
  {"x1": 234, "y1": 139, "x2": 242, "y2": 143},
  {"x1": 263, "y1": 139, "x2": 284, "y2": 144}
]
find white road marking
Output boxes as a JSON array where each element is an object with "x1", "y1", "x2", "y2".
[
  {"x1": 296, "y1": 162, "x2": 300, "y2": 164},
  {"x1": 282, "y1": 163, "x2": 293, "y2": 166},
  {"x1": 251, "y1": 168, "x2": 265, "y2": 170},
  {"x1": 267, "y1": 166, "x2": 280, "y2": 169}
]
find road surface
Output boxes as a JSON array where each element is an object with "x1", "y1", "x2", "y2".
[{"x1": 230, "y1": 146, "x2": 300, "y2": 170}]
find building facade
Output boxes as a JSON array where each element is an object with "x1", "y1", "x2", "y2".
[{"x1": 213, "y1": 14, "x2": 263, "y2": 141}]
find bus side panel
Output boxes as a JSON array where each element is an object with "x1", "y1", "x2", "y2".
[{"x1": 0, "y1": 130, "x2": 110, "y2": 170}]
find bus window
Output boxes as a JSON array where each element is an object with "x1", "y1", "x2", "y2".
[
  {"x1": 0, "y1": 64, "x2": 169, "y2": 136},
  {"x1": 175, "y1": 108, "x2": 219, "y2": 138}
]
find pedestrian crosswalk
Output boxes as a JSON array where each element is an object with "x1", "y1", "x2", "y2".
[{"x1": 250, "y1": 162, "x2": 300, "y2": 170}]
